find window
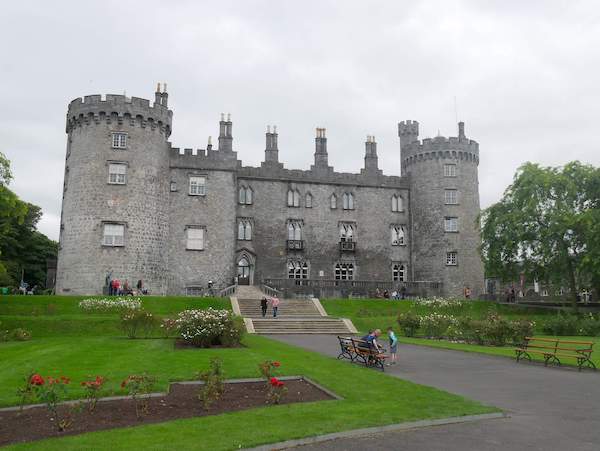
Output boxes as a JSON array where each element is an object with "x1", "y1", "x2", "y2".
[
  {"x1": 444, "y1": 164, "x2": 457, "y2": 177},
  {"x1": 446, "y1": 251, "x2": 457, "y2": 266},
  {"x1": 108, "y1": 163, "x2": 127, "y2": 185},
  {"x1": 392, "y1": 263, "x2": 406, "y2": 282},
  {"x1": 238, "y1": 186, "x2": 253, "y2": 205},
  {"x1": 287, "y1": 189, "x2": 300, "y2": 207},
  {"x1": 288, "y1": 261, "x2": 309, "y2": 279},
  {"x1": 444, "y1": 217, "x2": 458, "y2": 232},
  {"x1": 305, "y1": 193, "x2": 313, "y2": 208},
  {"x1": 170, "y1": 181, "x2": 177, "y2": 192},
  {"x1": 391, "y1": 195, "x2": 403, "y2": 212},
  {"x1": 287, "y1": 221, "x2": 302, "y2": 240},
  {"x1": 102, "y1": 223, "x2": 124, "y2": 247},
  {"x1": 189, "y1": 176, "x2": 206, "y2": 196},
  {"x1": 342, "y1": 192, "x2": 354, "y2": 210},
  {"x1": 339, "y1": 223, "x2": 355, "y2": 242},
  {"x1": 330, "y1": 194, "x2": 337, "y2": 209},
  {"x1": 445, "y1": 189, "x2": 458, "y2": 205},
  {"x1": 111, "y1": 133, "x2": 127, "y2": 149},
  {"x1": 186, "y1": 227, "x2": 205, "y2": 250},
  {"x1": 391, "y1": 225, "x2": 406, "y2": 245},
  {"x1": 541, "y1": 289, "x2": 549, "y2": 297},
  {"x1": 237, "y1": 219, "x2": 252, "y2": 240},
  {"x1": 334, "y1": 263, "x2": 354, "y2": 280}
]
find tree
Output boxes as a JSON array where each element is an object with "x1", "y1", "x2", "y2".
[
  {"x1": 0, "y1": 151, "x2": 12, "y2": 186},
  {"x1": 480, "y1": 161, "x2": 600, "y2": 309}
]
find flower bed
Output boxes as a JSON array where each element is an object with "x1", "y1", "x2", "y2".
[
  {"x1": 78, "y1": 298, "x2": 142, "y2": 313},
  {"x1": 0, "y1": 378, "x2": 333, "y2": 447},
  {"x1": 173, "y1": 308, "x2": 245, "y2": 348}
]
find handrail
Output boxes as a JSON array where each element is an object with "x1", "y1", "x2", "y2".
[
  {"x1": 218, "y1": 284, "x2": 237, "y2": 297},
  {"x1": 261, "y1": 284, "x2": 282, "y2": 297}
]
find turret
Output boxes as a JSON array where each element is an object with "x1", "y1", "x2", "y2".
[
  {"x1": 264, "y1": 125, "x2": 279, "y2": 163},
  {"x1": 218, "y1": 113, "x2": 233, "y2": 152},
  {"x1": 398, "y1": 120, "x2": 419, "y2": 148},
  {"x1": 314, "y1": 127, "x2": 328, "y2": 167}
]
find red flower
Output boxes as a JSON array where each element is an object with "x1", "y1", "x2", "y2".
[
  {"x1": 30, "y1": 374, "x2": 44, "y2": 386},
  {"x1": 269, "y1": 377, "x2": 279, "y2": 386},
  {"x1": 60, "y1": 376, "x2": 70, "y2": 384},
  {"x1": 272, "y1": 361, "x2": 281, "y2": 367},
  {"x1": 277, "y1": 381, "x2": 285, "y2": 388}
]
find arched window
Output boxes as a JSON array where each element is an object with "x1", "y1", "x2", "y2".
[
  {"x1": 391, "y1": 195, "x2": 404, "y2": 212},
  {"x1": 392, "y1": 263, "x2": 405, "y2": 282},
  {"x1": 238, "y1": 186, "x2": 253, "y2": 205},
  {"x1": 305, "y1": 193, "x2": 313, "y2": 208},
  {"x1": 330, "y1": 194, "x2": 337, "y2": 209},
  {"x1": 287, "y1": 221, "x2": 302, "y2": 240},
  {"x1": 391, "y1": 225, "x2": 405, "y2": 245},
  {"x1": 342, "y1": 193, "x2": 354, "y2": 210},
  {"x1": 287, "y1": 189, "x2": 300, "y2": 207},
  {"x1": 237, "y1": 219, "x2": 252, "y2": 240},
  {"x1": 334, "y1": 262, "x2": 354, "y2": 280}
]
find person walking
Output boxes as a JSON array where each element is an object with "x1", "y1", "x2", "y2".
[
  {"x1": 387, "y1": 327, "x2": 398, "y2": 365},
  {"x1": 271, "y1": 296, "x2": 280, "y2": 318},
  {"x1": 260, "y1": 297, "x2": 268, "y2": 318}
]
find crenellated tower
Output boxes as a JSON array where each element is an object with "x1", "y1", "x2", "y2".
[
  {"x1": 56, "y1": 85, "x2": 173, "y2": 294},
  {"x1": 399, "y1": 120, "x2": 484, "y2": 297}
]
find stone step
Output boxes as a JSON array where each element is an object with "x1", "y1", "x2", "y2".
[{"x1": 251, "y1": 318, "x2": 352, "y2": 334}]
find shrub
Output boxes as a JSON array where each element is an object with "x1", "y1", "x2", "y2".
[
  {"x1": 542, "y1": 314, "x2": 579, "y2": 336},
  {"x1": 420, "y1": 313, "x2": 457, "y2": 339},
  {"x1": 510, "y1": 319, "x2": 535, "y2": 345},
  {"x1": 79, "y1": 297, "x2": 142, "y2": 313},
  {"x1": 198, "y1": 357, "x2": 225, "y2": 409},
  {"x1": 121, "y1": 373, "x2": 157, "y2": 418},
  {"x1": 33, "y1": 375, "x2": 73, "y2": 431},
  {"x1": 579, "y1": 314, "x2": 600, "y2": 336},
  {"x1": 160, "y1": 317, "x2": 177, "y2": 338},
  {"x1": 258, "y1": 360, "x2": 281, "y2": 382},
  {"x1": 481, "y1": 314, "x2": 513, "y2": 346},
  {"x1": 267, "y1": 377, "x2": 287, "y2": 405},
  {"x1": 175, "y1": 308, "x2": 245, "y2": 348},
  {"x1": 16, "y1": 370, "x2": 37, "y2": 412},
  {"x1": 11, "y1": 328, "x2": 32, "y2": 341},
  {"x1": 397, "y1": 312, "x2": 420, "y2": 337},
  {"x1": 120, "y1": 309, "x2": 156, "y2": 338},
  {"x1": 81, "y1": 376, "x2": 106, "y2": 413}
]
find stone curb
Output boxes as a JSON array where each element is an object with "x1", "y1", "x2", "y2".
[{"x1": 245, "y1": 412, "x2": 506, "y2": 450}]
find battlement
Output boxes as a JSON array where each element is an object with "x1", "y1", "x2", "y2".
[
  {"x1": 398, "y1": 120, "x2": 419, "y2": 135},
  {"x1": 66, "y1": 93, "x2": 173, "y2": 136}
]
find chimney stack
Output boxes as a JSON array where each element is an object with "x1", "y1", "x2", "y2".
[
  {"x1": 314, "y1": 128, "x2": 328, "y2": 167},
  {"x1": 218, "y1": 113, "x2": 233, "y2": 152},
  {"x1": 265, "y1": 125, "x2": 279, "y2": 163}
]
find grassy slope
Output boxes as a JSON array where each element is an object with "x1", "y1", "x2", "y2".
[
  {"x1": 322, "y1": 298, "x2": 599, "y2": 367},
  {"x1": 0, "y1": 296, "x2": 495, "y2": 450}
]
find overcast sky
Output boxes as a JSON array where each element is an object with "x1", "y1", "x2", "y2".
[{"x1": 2, "y1": 1, "x2": 599, "y2": 241}]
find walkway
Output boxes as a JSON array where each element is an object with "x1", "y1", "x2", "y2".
[{"x1": 268, "y1": 335, "x2": 600, "y2": 451}]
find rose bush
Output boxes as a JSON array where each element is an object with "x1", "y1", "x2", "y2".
[
  {"x1": 175, "y1": 308, "x2": 245, "y2": 348},
  {"x1": 79, "y1": 298, "x2": 142, "y2": 313}
]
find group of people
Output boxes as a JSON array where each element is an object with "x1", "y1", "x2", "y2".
[
  {"x1": 260, "y1": 296, "x2": 280, "y2": 318},
  {"x1": 106, "y1": 276, "x2": 147, "y2": 296},
  {"x1": 361, "y1": 327, "x2": 398, "y2": 366},
  {"x1": 374, "y1": 286, "x2": 407, "y2": 300}
]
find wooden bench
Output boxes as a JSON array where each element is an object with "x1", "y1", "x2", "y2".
[
  {"x1": 351, "y1": 338, "x2": 387, "y2": 371},
  {"x1": 336, "y1": 336, "x2": 356, "y2": 362},
  {"x1": 515, "y1": 337, "x2": 596, "y2": 371}
]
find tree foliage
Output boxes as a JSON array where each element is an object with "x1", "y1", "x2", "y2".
[
  {"x1": 481, "y1": 161, "x2": 600, "y2": 308},
  {"x1": 0, "y1": 152, "x2": 58, "y2": 289}
]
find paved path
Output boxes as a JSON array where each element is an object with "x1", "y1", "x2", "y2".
[{"x1": 268, "y1": 335, "x2": 600, "y2": 451}]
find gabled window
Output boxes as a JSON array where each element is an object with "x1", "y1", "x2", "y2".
[
  {"x1": 189, "y1": 176, "x2": 206, "y2": 196},
  {"x1": 111, "y1": 132, "x2": 127, "y2": 149},
  {"x1": 342, "y1": 192, "x2": 354, "y2": 210},
  {"x1": 444, "y1": 164, "x2": 457, "y2": 177},
  {"x1": 287, "y1": 189, "x2": 300, "y2": 207},
  {"x1": 392, "y1": 263, "x2": 406, "y2": 282},
  {"x1": 391, "y1": 195, "x2": 403, "y2": 212},
  {"x1": 444, "y1": 189, "x2": 458, "y2": 205},
  {"x1": 446, "y1": 251, "x2": 457, "y2": 266},
  {"x1": 288, "y1": 261, "x2": 309, "y2": 279},
  {"x1": 391, "y1": 225, "x2": 406, "y2": 245},
  {"x1": 334, "y1": 262, "x2": 354, "y2": 280},
  {"x1": 186, "y1": 227, "x2": 205, "y2": 250},
  {"x1": 108, "y1": 163, "x2": 127, "y2": 185},
  {"x1": 102, "y1": 223, "x2": 124, "y2": 247},
  {"x1": 239, "y1": 186, "x2": 253, "y2": 205},
  {"x1": 339, "y1": 223, "x2": 355, "y2": 242},
  {"x1": 444, "y1": 217, "x2": 458, "y2": 232},
  {"x1": 305, "y1": 193, "x2": 313, "y2": 208},
  {"x1": 237, "y1": 219, "x2": 252, "y2": 240},
  {"x1": 287, "y1": 221, "x2": 302, "y2": 240},
  {"x1": 330, "y1": 194, "x2": 337, "y2": 209}
]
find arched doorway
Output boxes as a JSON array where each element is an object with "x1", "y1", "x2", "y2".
[{"x1": 237, "y1": 257, "x2": 251, "y2": 285}]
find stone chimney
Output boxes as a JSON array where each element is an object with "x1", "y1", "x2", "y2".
[
  {"x1": 364, "y1": 135, "x2": 379, "y2": 172},
  {"x1": 264, "y1": 125, "x2": 279, "y2": 163},
  {"x1": 218, "y1": 113, "x2": 233, "y2": 152},
  {"x1": 314, "y1": 128, "x2": 328, "y2": 167}
]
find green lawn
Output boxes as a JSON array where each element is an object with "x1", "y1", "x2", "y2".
[
  {"x1": 0, "y1": 295, "x2": 496, "y2": 450},
  {"x1": 321, "y1": 298, "x2": 599, "y2": 368}
]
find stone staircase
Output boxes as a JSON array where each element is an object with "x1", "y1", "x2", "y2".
[{"x1": 231, "y1": 286, "x2": 356, "y2": 335}]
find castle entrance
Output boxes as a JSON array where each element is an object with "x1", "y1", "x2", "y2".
[{"x1": 237, "y1": 257, "x2": 251, "y2": 285}]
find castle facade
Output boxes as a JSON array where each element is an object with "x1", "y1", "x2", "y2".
[{"x1": 55, "y1": 86, "x2": 484, "y2": 297}]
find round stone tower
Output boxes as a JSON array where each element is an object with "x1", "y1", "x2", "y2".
[
  {"x1": 56, "y1": 87, "x2": 173, "y2": 295},
  {"x1": 399, "y1": 120, "x2": 484, "y2": 297}
]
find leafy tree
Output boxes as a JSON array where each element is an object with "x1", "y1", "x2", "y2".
[
  {"x1": 0, "y1": 151, "x2": 12, "y2": 186},
  {"x1": 481, "y1": 161, "x2": 600, "y2": 309}
]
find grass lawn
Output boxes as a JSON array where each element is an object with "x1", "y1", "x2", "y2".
[
  {"x1": 0, "y1": 295, "x2": 496, "y2": 450},
  {"x1": 321, "y1": 298, "x2": 599, "y2": 368}
]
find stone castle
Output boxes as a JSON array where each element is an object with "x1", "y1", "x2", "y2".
[{"x1": 55, "y1": 85, "x2": 484, "y2": 297}]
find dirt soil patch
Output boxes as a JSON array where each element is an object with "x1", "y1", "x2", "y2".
[
  {"x1": 173, "y1": 339, "x2": 245, "y2": 349},
  {"x1": 0, "y1": 379, "x2": 333, "y2": 446}
]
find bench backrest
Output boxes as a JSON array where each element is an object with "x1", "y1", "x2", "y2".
[
  {"x1": 524, "y1": 337, "x2": 594, "y2": 354},
  {"x1": 351, "y1": 338, "x2": 378, "y2": 353}
]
